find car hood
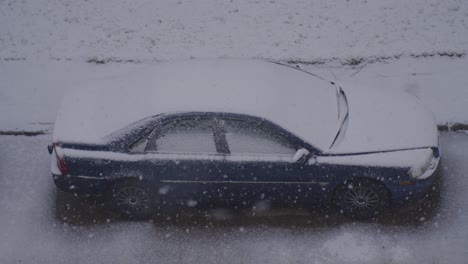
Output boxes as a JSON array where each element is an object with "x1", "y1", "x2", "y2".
[{"x1": 325, "y1": 85, "x2": 438, "y2": 154}]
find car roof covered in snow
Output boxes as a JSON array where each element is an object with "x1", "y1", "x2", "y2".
[{"x1": 53, "y1": 59, "x2": 339, "y2": 150}]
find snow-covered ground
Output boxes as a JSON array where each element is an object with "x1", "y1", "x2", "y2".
[
  {"x1": 1, "y1": 0, "x2": 468, "y2": 60},
  {"x1": 0, "y1": 132, "x2": 466, "y2": 264}
]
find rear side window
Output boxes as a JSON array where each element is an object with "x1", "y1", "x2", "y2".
[
  {"x1": 147, "y1": 118, "x2": 217, "y2": 153},
  {"x1": 222, "y1": 119, "x2": 296, "y2": 155}
]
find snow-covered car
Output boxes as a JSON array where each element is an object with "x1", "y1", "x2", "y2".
[{"x1": 48, "y1": 59, "x2": 441, "y2": 219}]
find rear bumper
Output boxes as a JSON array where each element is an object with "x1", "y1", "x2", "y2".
[{"x1": 53, "y1": 174, "x2": 112, "y2": 195}]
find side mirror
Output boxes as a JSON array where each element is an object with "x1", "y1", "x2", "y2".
[{"x1": 292, "y1": 148, "x2": 311, "y2": 164}]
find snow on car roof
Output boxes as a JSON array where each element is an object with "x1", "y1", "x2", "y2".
[{"x1": 53, "y1": 59, "x2": 339, "y2": 150}]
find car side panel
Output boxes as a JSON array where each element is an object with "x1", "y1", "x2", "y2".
[
  {"x1": 214, "y1": 158, "x2": 325, "y2": 206},
  {"x1": 313, "y1": 163, "x2": 411, "y2": 204},
  {"x1": 59, "y1": 149, "x2": 418, "y2": 208}
]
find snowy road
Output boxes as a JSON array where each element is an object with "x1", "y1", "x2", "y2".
[{"x1": 0, "y1": 132, "x2": 467, "y2": 264}]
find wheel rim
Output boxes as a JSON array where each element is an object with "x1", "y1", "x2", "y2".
[
  {"x1": 343, "y1": 186, "x2": 379, "y2": 212},
  {"x1": 115, "y1": 187, "x2": 150, "y2": 214}
]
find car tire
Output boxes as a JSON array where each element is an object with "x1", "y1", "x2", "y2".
[
  {"x1": 108, "y1": 179, "x2": 156, "y2": 220},
  {"x1": 334, "y1": 179, "x2": 390, "y2": 219}
]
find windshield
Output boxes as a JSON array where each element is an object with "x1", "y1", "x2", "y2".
[{"x1": 103, "y1": 114, "x2": 161, "y2": 143}]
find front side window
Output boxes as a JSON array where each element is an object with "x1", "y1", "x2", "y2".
[
  {"x1": 222, "y1": 119, "x2": 296, "y2": 155},
  {"x1": 147, "y1": 118, "x2": 217, "y2": 153}
]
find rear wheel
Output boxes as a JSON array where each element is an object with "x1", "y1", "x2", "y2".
[
  {"x1": 334, "y1": 179, "x2": 389, "y2": 219},
  {"x1": 108, "y1": 179, "x2": 156, "y2": 220}
]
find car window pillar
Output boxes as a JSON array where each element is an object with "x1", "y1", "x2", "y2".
[
  {"x1": 212, "y1": 118, "x2": 230, "y2": 154},
  {"x1": 144, "y1": 126, "x2": 162, "y2": 152}
]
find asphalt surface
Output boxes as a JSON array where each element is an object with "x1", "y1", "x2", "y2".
[{"x1": 0, "y1": 132, "x2": 467, "y2": 263}]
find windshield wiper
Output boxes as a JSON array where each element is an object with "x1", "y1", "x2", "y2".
[{"x1": 330, "y1": 87, "x2": 349, "y2": 148}]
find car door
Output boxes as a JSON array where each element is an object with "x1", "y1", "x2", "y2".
[
  {"x1": 142, "y1": 115, "x2": 225, "y2": 205},
  {"x1": 216, "y1": 117, "x2": 324, "y2": 206}
]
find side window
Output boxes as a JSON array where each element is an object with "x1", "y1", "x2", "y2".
[
  {"x1": 147, "y1": 118, "x2": 217, "y2": 153},
  {"x1": 223, "y1": 119, "x2": 296, "y2": 155}
]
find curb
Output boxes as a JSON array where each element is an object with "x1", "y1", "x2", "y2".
[
  {"x1": 0, "y1": 130, "x2": 47, "y2": 136},
  {"x1": 0, "y1": 124, "x2": 467, "y2": 137}
]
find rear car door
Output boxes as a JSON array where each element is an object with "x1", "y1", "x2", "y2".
[
  {"x1": 142, "y1": 115, "x2": 224, "y2": 205},
  {"x1": 217, "y1": 117, "x2": 323, "y2": 206}
]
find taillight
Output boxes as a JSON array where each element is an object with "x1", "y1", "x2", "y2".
[{"x1": 54, "y1": 144, "x2": 68, "y2": 175}]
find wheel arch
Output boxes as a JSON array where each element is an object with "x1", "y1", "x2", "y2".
[{"x1": 330, "y1": 176, "x2": 393, "y2": 207}]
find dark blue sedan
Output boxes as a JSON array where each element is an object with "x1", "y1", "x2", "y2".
[{"x1": 49, "y1": 60, "x2": 441, "y2": 219}]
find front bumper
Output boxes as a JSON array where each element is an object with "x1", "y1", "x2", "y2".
[{"x1": 389, "y1": 158, "x2": 442, "y2": 205}]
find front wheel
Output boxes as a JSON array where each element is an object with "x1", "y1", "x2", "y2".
[
  {"x1": 334, "y1": 179, "x2": 390, "y2": 219},
  {"x1": 108, "y1": 179, "x2": 156, "y2": 220}
]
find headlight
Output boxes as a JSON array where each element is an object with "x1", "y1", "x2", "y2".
[
  {"x1": 408, "y1": 148, "x2": 440, "y2": 179},
  {"x1": 409, "y1": 166, "x2": 424, "y2": 178}
]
